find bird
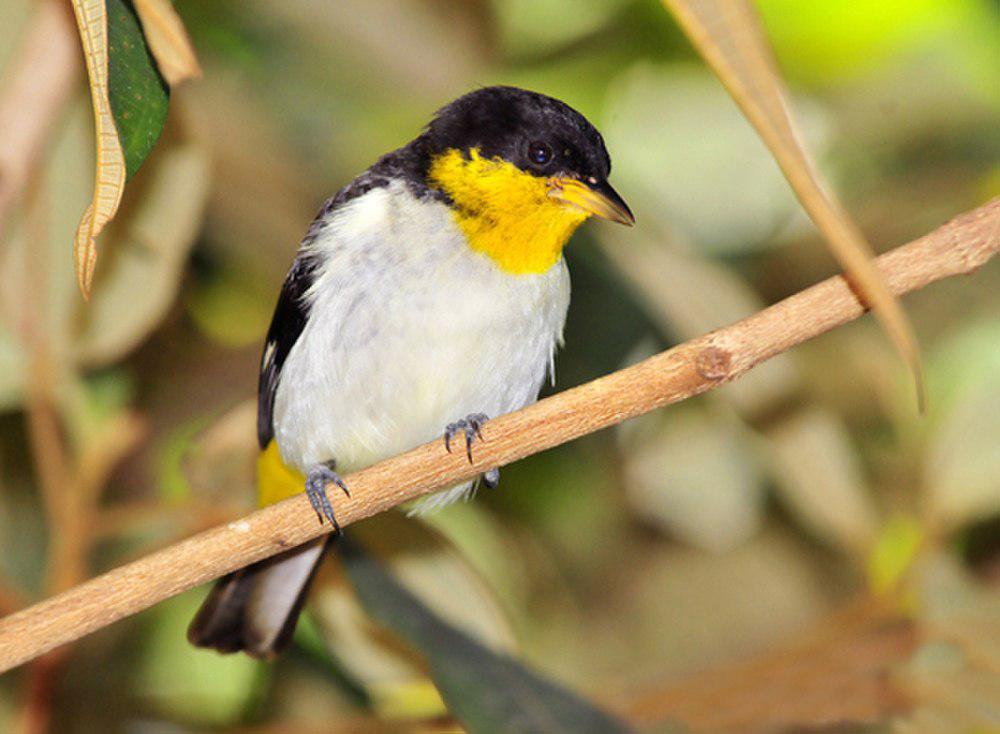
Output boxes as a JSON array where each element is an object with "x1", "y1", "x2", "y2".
[{"x1": 187, "y1": 85, "x2": 633, "y2": 658}]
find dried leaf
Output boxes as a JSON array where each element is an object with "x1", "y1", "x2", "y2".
[
  {"x1": 766, "y1": 408, "x2": 880, "y2": 556},
  {"x1": 619, "y1": 405, "x2": 766, "y2": 553},
  {"x1": 132, "y1": 0, "x2": 201, "y2": 86},
  {"x1": 621, "y1": 600, "x2": 917, "y2": 731},
  {"x1": 70, "y1": 0, "x2": 127, "y2": 297},
  {"x1": 73, "y1": 140, "x2": 209, "y2": 364},
  {"x1": 898, "y1": 552, "x2": 1000, "y2": 732},
  {"x1": 0, "y1": 98, "x2": 196, "y2": 408},
  {"x1": 660, "y1": 0, "x2": 924, "y2": 407},
  {"x1": 71, "y1": 0, "x2": 171, "y2": 298}
]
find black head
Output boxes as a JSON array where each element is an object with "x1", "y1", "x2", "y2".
[
  {"x1": 426, "y1": 87, "x2": 611, "y2": 183},
  {"x1": 421, "y1": 86, "x2": 632, "y2": 225}
]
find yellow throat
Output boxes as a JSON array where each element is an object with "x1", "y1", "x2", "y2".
[{"x1": 427, "y1": 148, "x2": 590, "y2": 274}]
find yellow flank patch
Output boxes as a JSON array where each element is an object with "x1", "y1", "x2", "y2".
[
  {"x1": 428, "y1": 148, "x2": 589, "y2": 274},
  {"x1": 257, "y1": 439, "x2": 306, "y2": 507}
]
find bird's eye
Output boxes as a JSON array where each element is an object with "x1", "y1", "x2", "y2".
[{"x1": 528, "y1": 141, "x2": 553, "y2": 166}]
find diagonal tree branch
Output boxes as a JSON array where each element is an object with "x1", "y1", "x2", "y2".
[{"x1": 0, "y1": 199, "x2": 996, "y2": 675}]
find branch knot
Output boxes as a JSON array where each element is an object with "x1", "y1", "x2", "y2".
[{"x1": 695, "y1": 345, "x2": 733, "y2": 381}]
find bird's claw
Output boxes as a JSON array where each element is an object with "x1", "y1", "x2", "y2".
[
  {"x1": 443, "y1": 414, "x2": 500, "y2": 489},
  {"x1": 482, "y1": 467, "x2": 500, "y2": 489},
  {"x1": 444, "y1": 412, "x2": 489, "y2": 464},
  {"x1": 305, "y1": 461, "x2": 350, "y2": 532}
]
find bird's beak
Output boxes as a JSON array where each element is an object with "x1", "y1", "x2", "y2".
[{"x1": 548, "y1": 177, "x2": 635, "y2": 226}]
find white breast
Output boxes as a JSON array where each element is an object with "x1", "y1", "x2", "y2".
[{"x1": 272, "y1": 182, "x2": 570, "y2": 506}]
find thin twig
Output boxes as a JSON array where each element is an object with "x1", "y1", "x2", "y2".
[{"x1": 0, "y1": 199, "x2": 996, "y2": 675}]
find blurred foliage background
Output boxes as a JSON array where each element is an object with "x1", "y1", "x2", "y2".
[{"x1": 0, "y1": 0, "x2": 997, "y2": 732}]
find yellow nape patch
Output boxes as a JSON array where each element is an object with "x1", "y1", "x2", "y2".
[
  {"x1": 428, "y1": 148, "x2": 589, "y2": 274},
  {"x1": 257, "y1": 440, "x2": 306, "y2": 507}
]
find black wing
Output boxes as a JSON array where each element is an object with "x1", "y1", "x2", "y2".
[
  {"x1": 257, "y1": 251, "x2": 320, "y2": 449},
  {"x1": 256, "y1": 142, "x2": 442, "y2": 449},
  {"x1": 255, "y1": 183, "x2": 376, "y2": 450}
]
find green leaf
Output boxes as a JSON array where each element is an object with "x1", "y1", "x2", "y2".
[
  {"x1": 341, "y1": 538, "x2": 633, "y2": 734},
  {"x1": 186, "y1": 260, "x2": 277, "y2": 348},
  {"x1": 866, "y1": 516, "x2": 923, "y2": 595},
  {"x1": 106, "y1": 0, "x2": 169, "y2": 179}
]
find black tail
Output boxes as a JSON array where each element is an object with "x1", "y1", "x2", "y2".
[{"x1": 188, "y1": 537, "x2": 329, "y2": 658}]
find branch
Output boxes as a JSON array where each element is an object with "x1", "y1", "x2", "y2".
[{"x1": 0, "y1": 199, "x2": 996, "y2": 674}]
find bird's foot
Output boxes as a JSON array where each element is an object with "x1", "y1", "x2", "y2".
[
  {"x1": 482, "y1": 467, "x2": 500, "y2": 489},
  {"x1": 443, "y1": 413, "x2": 500, "y2": 489},
  {"x1": 444, "y1": 412, "x2": 489, "y2": 463},
  {"x1": 305, "y1": 460, "x2": 350, "y2": 532}
]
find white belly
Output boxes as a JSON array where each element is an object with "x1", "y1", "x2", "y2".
[{"x1": 272, "y1": 183, "x2": 570, "y2": 500}]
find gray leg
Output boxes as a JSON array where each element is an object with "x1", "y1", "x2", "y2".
[
  {"x1": 443, "y1": 413, "x2": 500, "y2": 489},
  {"x1": 305, "y1": 460, "x2": 350, "y2": 532}
]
